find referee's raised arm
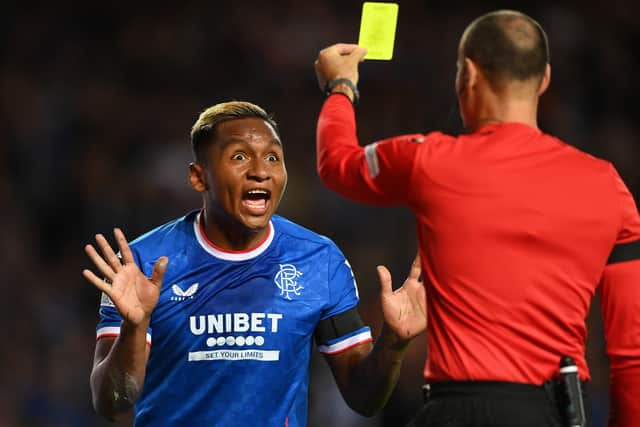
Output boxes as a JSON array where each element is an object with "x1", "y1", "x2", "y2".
[{"x1": 315, "y1": 44, "x2": 422, "y2": 206}]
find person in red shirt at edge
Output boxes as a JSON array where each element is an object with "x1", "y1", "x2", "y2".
[{"x1": 313, "y1": 9, "x2": 640, "y2": 427}]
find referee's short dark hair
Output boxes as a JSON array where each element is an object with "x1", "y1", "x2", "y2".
[
  {"x1": 190, "y1": 101, "x2": 280, "y2": 164},
  {"x1": 461, "y1": 10, "x2": 550, "y2": 90}
]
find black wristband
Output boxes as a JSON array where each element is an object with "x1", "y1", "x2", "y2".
[{"x1": 323, "y1": 78, "x2": 360, "y2": 105}]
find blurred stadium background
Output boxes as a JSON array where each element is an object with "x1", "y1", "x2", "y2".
[{"x1": 1, "y1": 1, "x2": 638, "y2": 426}]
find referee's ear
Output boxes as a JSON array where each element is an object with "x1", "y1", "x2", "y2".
[
  {"x1": 537, "y1": 63, "x2": 551, "y2": 96},
  {"x1": 189, "y1": 162, "x2": 207, "y2": 193}
]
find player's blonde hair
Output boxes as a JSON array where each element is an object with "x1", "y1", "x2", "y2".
[{"x1": 190, "y1": 101, "x2": 279, "y2": 163}]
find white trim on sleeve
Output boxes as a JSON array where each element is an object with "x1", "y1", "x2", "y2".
[
  {"x1": 364, "y1": 142, "x2": 381, "y2": 178},
  {"x1": 317, "y1": 329, "x2": 373, "y2": 355},
  {"x1": 96, "y1": 326, "x2": 152, "y2": 346}
]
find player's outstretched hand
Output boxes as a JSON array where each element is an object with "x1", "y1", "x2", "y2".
[
  {"x1": 82, "y1": 228, "x2": 168, "y2": 326},
  {"x1": 315, "y1": 43, "x2": 368, "y2": 91},
  {"x1": 378, "y1": 253, "x2": 427, "y2": 342}
]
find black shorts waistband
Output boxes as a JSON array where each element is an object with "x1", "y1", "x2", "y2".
[
  {"x1": 413, "y1": 380, "x2": 592, "y2": 427},
  {"x1": 422, "y1": 380, "x2": 588, "y2": 404},
  {"x1": 424, "y1": 380, "x2": 547, "y2": 396}
]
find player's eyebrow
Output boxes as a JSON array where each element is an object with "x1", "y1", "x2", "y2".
[{"x1": 221, "y1": 137, "x2": 282, "y2": 148}]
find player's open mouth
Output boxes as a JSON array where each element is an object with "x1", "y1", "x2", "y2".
[{"x1": 241, "y1": 188, "x2": 271, "y2": 215}]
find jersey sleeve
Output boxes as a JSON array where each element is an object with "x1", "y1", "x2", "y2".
[
  {"x1": 95, "y1": 248, "x2": 152, "y2": 345},
  {"x1": 314, "y1": 244, "x2": 372, "y2": 355},
  {"x1": 316, "y1": 94, "x2": 423, "y2": 206},
  {"x1": 599, "y1": 165, "x2": 640, "y2": 427}
]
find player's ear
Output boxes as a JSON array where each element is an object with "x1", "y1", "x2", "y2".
[{"x1": 189, "y1": 162, "x2": 207, "y2": 193}]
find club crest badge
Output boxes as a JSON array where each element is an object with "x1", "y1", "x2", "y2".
[{"x1": 274, "y1": 264, "x2": 303, "y2": 300}]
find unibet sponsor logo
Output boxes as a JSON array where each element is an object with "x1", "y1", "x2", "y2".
[
  {"x1": 189, "y1": 312, "x2": 282, "y2": 335},
  {"x1": 188, "y1": 312, "x2": 283, "y2": 362}
]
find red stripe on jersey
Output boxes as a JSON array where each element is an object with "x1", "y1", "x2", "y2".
[{"x1": 96, "y1": 333, "x2": 120, "y2": 341}]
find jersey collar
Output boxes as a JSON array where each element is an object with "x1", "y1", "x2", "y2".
[
  {"x1": 476, "y1": 121, "x2": 542, "y2": 135},
  {"x1": 193, "y1": 211, "x2": 275, "y2": 261}
]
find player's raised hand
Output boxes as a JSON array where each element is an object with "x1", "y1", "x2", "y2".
[
  {"x1": 82, "y1": 228, "x2": 168, "y2": 326},
  {"x1": 315, "y1": 43, "x2": 368, "y2": 91},
  {"x1": 377, "y1": 253, "x2": 427, "y2": 341}
]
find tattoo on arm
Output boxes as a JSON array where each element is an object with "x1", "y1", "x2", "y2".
[{"x1": 109, "y1": 371, "x2": 140, "y2": 411}]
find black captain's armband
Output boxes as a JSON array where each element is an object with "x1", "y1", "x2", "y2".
[
  {"x1": 607, "y1": 240, "x2": 640, "y2": 264},
  {"x1": 314, "y1": 307, "x2": 365, "y2": 345}
]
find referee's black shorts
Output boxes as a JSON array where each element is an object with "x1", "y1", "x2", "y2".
[{"x1": 406, "y1": 381, "x2": 592, "y2": 427}]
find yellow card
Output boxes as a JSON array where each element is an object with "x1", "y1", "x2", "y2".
[{"x1": 357, "y1": 2, "x2": 399, "y2": 60}]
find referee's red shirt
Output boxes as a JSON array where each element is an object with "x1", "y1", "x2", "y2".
[{"x1": 317, "y1": 94, "x2": 640, "y2": 424}]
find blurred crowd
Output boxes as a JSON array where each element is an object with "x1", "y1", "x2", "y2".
[{"x1": 1, "y1": 1, "x2": 638, "y2": 426}]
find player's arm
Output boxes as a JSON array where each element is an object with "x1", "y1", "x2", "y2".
[
  {"x1": 320, "y1": 255, "x2": 426, "y2": 416},
  {"x1": 82, "y1": 228, "x2": 167, "y2": 420},
  {"x1": 600, "y1": 167, "x2": 640, "y2": 427},
  {"x1": 314, "y1": 44, "x2": 421, "y2": 206},
  {"x1": 90, "y1": 330, "x2": 150, "y2": 420}
]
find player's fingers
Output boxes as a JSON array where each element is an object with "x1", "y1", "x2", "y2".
[
  {"x1": 150, "y1": 256, "x2": 169, "y2": 288},
  {"x1": 82, "y1": 268, "x2": 113, "y2": 294},
  {"x1": 377, "y1": 265, "x2": 393, "y2": 297},
  {"x1": 114, "y1": 228, "x2": 134, "y2": 264},
  {"x1": 95, "y1": 233, "x2": 123, "y2": 272},
  {"x1": 84, "y1": 243, "x2": 116, "y2": 282},
  {"x1": 409, "y1": 253, "x2": 422, "y2": 281}
]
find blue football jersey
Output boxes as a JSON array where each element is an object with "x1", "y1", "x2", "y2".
[{"x1": 96, "y1": 210, "x2": 372, "y2": 427}]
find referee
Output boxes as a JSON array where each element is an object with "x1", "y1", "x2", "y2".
[{"x1": 313, "y1": 10, "x2": 640, "y2": 427}]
